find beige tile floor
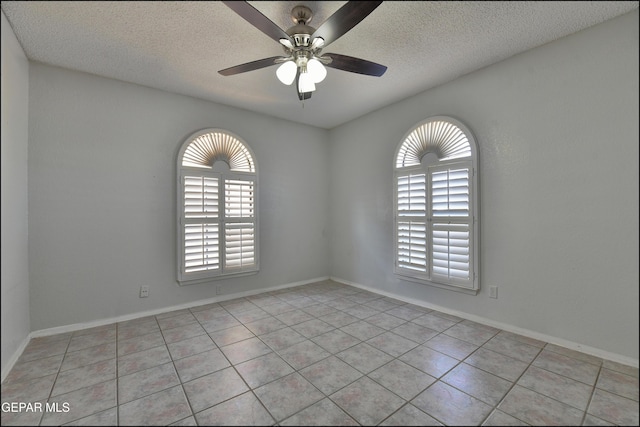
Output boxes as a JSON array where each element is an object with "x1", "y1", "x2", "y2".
[{"x1": 1, "y1": 280, "x2": 638, "y2": 426}]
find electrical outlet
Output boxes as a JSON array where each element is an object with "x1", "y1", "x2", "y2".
[
  {"x1": 489, "y1": 286, "x2": 498, "y2": 299},
  {"x1": 140, "y1": 285, "x2": 149, "y2": 298},
  {"x1": 216, "y1": 285, "x2": 222, "y2": 295}
]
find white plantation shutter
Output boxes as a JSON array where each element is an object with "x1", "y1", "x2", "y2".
[
  {"x1": 396, "y1": 119, "x2": 472, "y2": 168},
  {"x1": 224, "y1": 178, "x2": 256, "y2": 270},
  {"x1": 225, "y1": 179, "x2": 254, "y2": 218},
  {"x1": 397, "y1": 173, "x2": 428, "y2": 273},
  {"x1": 178, "y1": 129, "x2": 258, "y2": 284},
  {"x1": 432, "y1": 223, "x2": 470, "y2": 281},
  {"x1": 184, "y1": 223, "x2": 220, "y2": 273},
  {"x1": 183, "y1": 174, "x2": 221, "y2": 274},
  {"x1": 225, "y1": 223, "x2": 255, "y2": 268},
  {"x1": 397, "y1": 174, "x2": 427, "y2": 216},
  {"x1": 430, "y1": 164, "x2": 472, "y2": 286},
  {"x1": 394, "y1": 117, "x2": 478, "y2": 294},
  {"x1": 397, "y1": 221, "x2": 427, "y2": 272},
  {"x1": 432, "y1": 168, "x2": 469, "y2": 218},
  {"x1": 182, "y1": 131, "x2": 255, "y2": 172},
  {"x1": 184, "y1": 176, "x2": 219, "y2": 219}
]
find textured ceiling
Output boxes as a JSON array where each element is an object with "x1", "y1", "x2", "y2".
[{"x1": 2, "y1": 1, "x2": 638, "y2": 129}]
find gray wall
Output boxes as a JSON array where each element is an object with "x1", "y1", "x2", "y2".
[
  {"x1": 27, "y1": 63, "x2": 330, "y2": 331},
  {"x1": 329, "y1": 10, "x2": 639, "y2": 360},
  {"x1": 1, "y1": 12, "x2": 31, "y2": 377}
]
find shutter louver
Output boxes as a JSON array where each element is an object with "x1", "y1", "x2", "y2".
[
  {"x1": 432, "y1": 223, "x2": 470, "y2": 280},
  {"x1": 184, "y1": 223, "x2": 220, "y2": 272},
  {"x1": 397, "y1": 174, "x2": 426, "y2": 217},
  {"x1": 225, "y1": 223, "x2": 255, "y2": 268},
  {"x1": 397, "y1": 221, "x2": 427, "y2": 272},
  {"x1": 184, "y1": 176, "x2": 219, "y2": 218},
  {"x1": 225, "y1": 179, "x2": 254, "y2": 218},
  {"x1": 432, "y1": 168, "x2": 469, "y2": 218}
]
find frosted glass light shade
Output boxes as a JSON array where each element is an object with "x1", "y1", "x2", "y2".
[
  {"x1": 298, "y1": 72, "x2": 316, "y2": 93},
  {"x1": 307, "y1": 58, "x2": 327, "y2": 83},
  {"x1": 276, "y1": 61, "x2": 297, "y2": 85}
]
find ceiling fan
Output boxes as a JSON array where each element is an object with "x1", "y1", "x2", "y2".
[{"x1": 218, "y1": 1, "x2": 387, "y2": 100}]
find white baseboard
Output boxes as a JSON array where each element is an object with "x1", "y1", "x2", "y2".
[
  {"x1": 1, "y1": 335, "x2": 30, "y2": 383},
  {"x1": 331, "y1": 276, "x2": 639, "y2": 368},
  {"x1": 2, "y1": 276, "x2": 329, "y2": 383},
  {"x1": 29, "y1": 276, "x2": 331, "y2": 339}
]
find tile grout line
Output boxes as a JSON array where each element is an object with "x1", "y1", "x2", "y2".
[
  {"x1": 215, "y1": 301, "x2": 280, "y2": 425},
  {"x1": 172, "y1": 306, "x2": 215, "y2": 425},
  {"x1": 475, "y1": 341, "x2": 544, "y2": 426},
  {"x1": 39, "y1": 334, "x2": 72, "y2": 426},
  {"x1": 580, "y1": 361, "x2": 604, "y2": 427}
]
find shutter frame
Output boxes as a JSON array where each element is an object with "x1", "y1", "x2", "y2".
[
  {"x1": 177, "y1": 129, "x2": 259, "y2": 285},
  {"x1": 394, "y1": 117, "x2": 479, "y2": 294}
]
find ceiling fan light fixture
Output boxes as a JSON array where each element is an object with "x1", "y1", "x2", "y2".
[
  {"x1": 298, "y1": 72, "x2": 316, "y2": 93},
  {"x1": 307, "y1": 58, "x2": 327, "y2": 83},
  {"x1": 310, "y1": 37, "x2": 325, "y2": 50},
  {"x1": 279, "y1": 38, "x2": 294, "y2": 50},
  {"x1": 276, "y1": 60, "x2": 297, "y2": 85}
]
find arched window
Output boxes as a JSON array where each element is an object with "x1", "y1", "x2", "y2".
[
  {"x1": 394, "y1": 117, "x2": 479, "y2": 294},
  {"x1": 177, "y1": 129, "x2": 258, "y2": 284}
]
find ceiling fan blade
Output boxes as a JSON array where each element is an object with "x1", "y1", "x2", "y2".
[
  {"x1": 222, "y1": 1, "x2": 293, "y2": 44},
  {"x1": 311, "y1": 1, "x2": 383, "y2": 47},
  {"x1": 218, "y1": 56, "x2": 284, "y2": 76},
  {"x1": 323, "y1": 53, "x2": 387, "y2": 77}
]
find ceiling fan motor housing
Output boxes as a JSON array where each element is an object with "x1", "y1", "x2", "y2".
[
  {"x1": 287, "y1": 6, "x2": 318, "y2": 48},
  {"x1": 283, "y1": 7, "x2": 331, "y2": 71},
  {"x1": 289, "y1": 31, "x2": 313, "y2": 48}
]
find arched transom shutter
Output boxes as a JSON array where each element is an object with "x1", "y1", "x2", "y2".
[
  {"x1": 396, "y1": 119, "x2": 472, "y2": 168},
  {"x1": 178, "y1": 129, "x2": 258, "y2": 284},
  {"x1": 182, "y1": 131, "x2": 255, "y2": 172},
  {"x1": 394, "y1": 117, "x2": 479, "y2": 294}
]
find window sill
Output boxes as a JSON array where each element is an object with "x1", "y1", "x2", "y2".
[
  {"x1": 395, "y1": 273, "x2": 479, "y2": 295},
  {"x1": 178, "y1": 269, "x2": 258, "y2": 286}
]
